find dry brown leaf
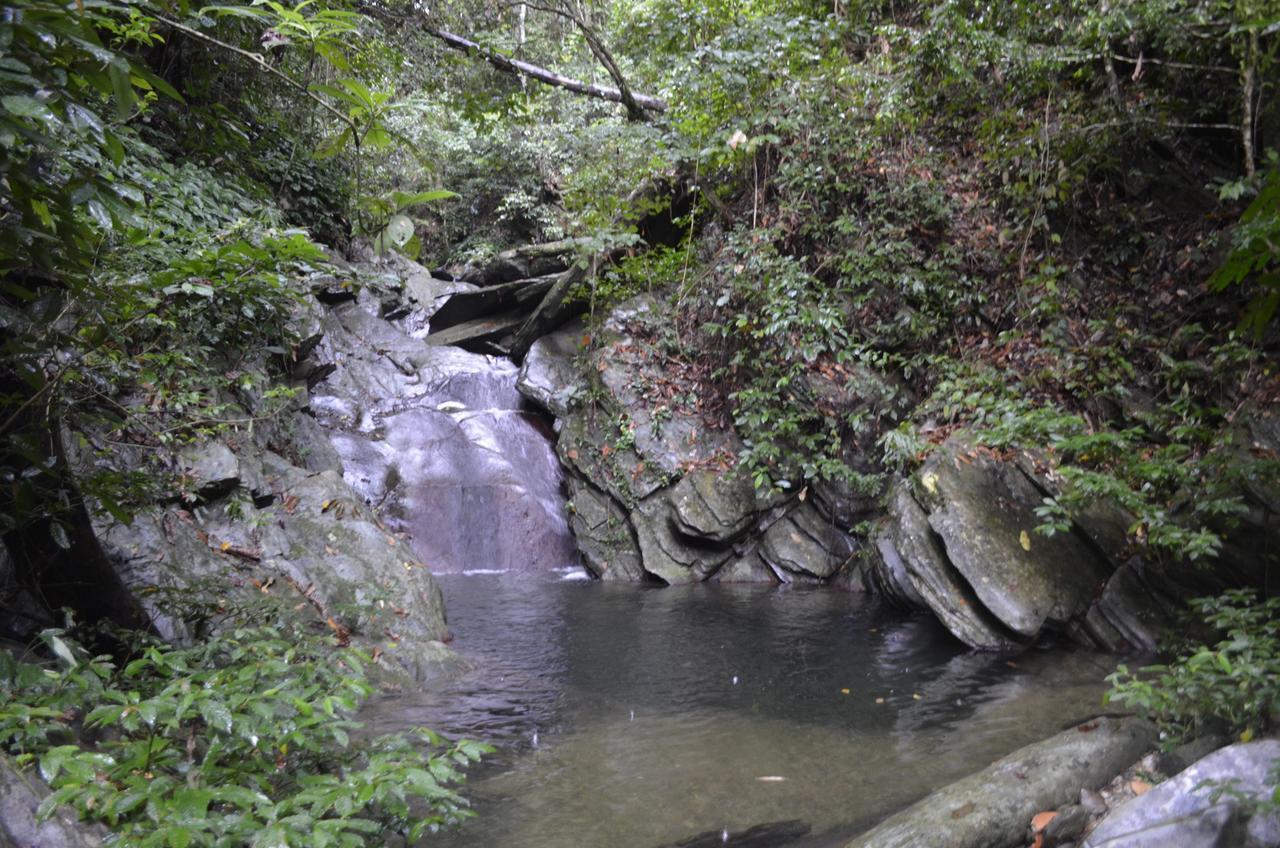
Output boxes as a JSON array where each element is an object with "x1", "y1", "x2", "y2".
[{"x1": 1030, "y1": 811, "x2": 1058, "y2": 833}]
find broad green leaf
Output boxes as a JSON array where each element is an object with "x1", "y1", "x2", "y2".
[
  {"x1": 107, "y1": 58, "x2": 138, "y2": 119},
  {"x1": 199, "y1": 700, "x2": 233, "y2": 734},
  {"x1": 377, "y1": 214, "x2": 415, "y2": 251},
  {"x1": 2, "y1": 95, "x2": 57, "y2": 123}
]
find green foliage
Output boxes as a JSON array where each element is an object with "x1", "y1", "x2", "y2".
[
  {"x1": 1106, "y1": 590, "x2": 1280, "y2": 745},
  {"x1": 0, "y1": 0, "x2": 176, "y2": 276},
  {"x1": 0, "y1": 600, "x2": 486, "y2": 846},
  {"x1": 1211, "y1": 158, "x2": 1280, "y2": 336},
  {"x1": 905, "y1": 336, "x2": 1266, "y2": 564},
  {"x1": 703, "y1": 229, "x2": 877, "y2": 491}
]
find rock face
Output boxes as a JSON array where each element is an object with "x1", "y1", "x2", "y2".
[
  {"x1": 866, "y1": 438, "x2": 1192, "y2": 649},
  {"x1": 1084, "y1": 739, "x2": 1280, "y2": 848},
  {"x1": 516, "y1": 297, "x2": 902, "y2": 585},
  {"x1": 308, "y1": 266, "x2": 577, "y2": 573},
  {"x1": 0, "y1": 755, "x2": 106, "y2": 847},
  {"x1": 868, "y1": 418, "x2": 1280, "y2": 650},
  {"x1": 843, "y1": 717, "x2": 1158, "y2": 848},
  {"x1": 82, "y1": 252, "x2": 578, "y2": 682}
]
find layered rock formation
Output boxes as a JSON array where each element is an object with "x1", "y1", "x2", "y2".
[
  {"x1": 517, "y1": 297, "x2": 903, "y2": 585},
  {"x1": 866, "y1": 424, "x2": 1279, "y2": 651}
]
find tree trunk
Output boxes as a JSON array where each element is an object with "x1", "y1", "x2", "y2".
[{"x1": 1242, "y1": 28, "x2": 1258, "y2": 178}]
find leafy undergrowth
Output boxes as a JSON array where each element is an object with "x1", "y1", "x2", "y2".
[
  {"x1": 0, "y1": 595, "x2": 487, "y2": 848},
  {"x1": 565, "y1": 2, "x2": 1280, "y2": 570},
  {"x1": 1107, "y1": 589, "x2": 1280, "y2": 746}
]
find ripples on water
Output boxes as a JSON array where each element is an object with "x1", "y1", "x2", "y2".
[{"x1": 360, "y1": 572, "x2": 1120, "y2": 848}]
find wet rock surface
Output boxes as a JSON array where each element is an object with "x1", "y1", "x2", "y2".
[
  {"x1": 78, "y1": 253, "x2": 579, "y2": 682},
  {"x1": 1083, "y1": 739, "x2": 1280, "y2": 848},
  {"x1": 309, "y1": 262, "x2": 578, "y2": 573},
  {"x1": 0, "y1": 755, "x2": 106, "y2": 848},
  {"x1": 868, "y1": 437, "x2": 1192, "y2": 650},
  {"x1": 842, "y1": 717, "x2": 1158, "y2": 848}
]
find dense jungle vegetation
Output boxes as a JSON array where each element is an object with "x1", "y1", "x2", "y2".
[{"x1": 1, "y1": 0, "x2": 1278, "y2": 842}]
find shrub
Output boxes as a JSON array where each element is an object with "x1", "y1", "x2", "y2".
[
  {"x1": 0, "y1": 599, "x2": 486, "y2": 847},
  {"x1": 1106, "y1": 590, "x2": 1280, "y2": 746}
]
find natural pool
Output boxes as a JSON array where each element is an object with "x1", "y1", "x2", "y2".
[{"x1": 362, "y1": 571, "x2": 1121, "y2": 847}]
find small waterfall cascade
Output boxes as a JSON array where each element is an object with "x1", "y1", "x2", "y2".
[{"x1": 308, "y1": 286, "x2": 578, "y2": 573}]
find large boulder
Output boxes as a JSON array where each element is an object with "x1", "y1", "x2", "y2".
[
  {"x1": 97, "y1": 467, "x2": 453, "y2": 682},
  {"x1": 517, "y1": 320, "x2": 588, "y2": 418},
  {"x1": 866, "y1": 437, "x2": 1190, "y2": 649},
  {"x1": 1084, "y1": 739, "x2": 1280, "y2": 848},
  {"x1": 0, "y1": 756, "x2": 106, "y2": 847}
]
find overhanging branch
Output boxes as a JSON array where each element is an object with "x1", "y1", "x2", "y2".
[{"x1": 425, "y1": 27, "x2": 667, "y2": 115}]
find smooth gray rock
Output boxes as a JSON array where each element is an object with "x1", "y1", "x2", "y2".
[
  {"x1": 873, "y1": 485, "x2": 1020, "y2": 650},
  {"x1": 517, "y1": 322, "x2": 587, "y2": 417},
  {"x1": 177, "y1": 440, "x2": 240, "y2": 499},
  {"x1": 1156, "y1": 735, "x2": 1229, "y2": 777},
  {"x1": 916, "y1": 440, "x2": 1111, "y2": 639},
  {"x1": 669, "y1": 469, "x2": 757, "y2": 543},
  {"x1": 565, "y1": 476, "x2": 645, "y2": 581},
  {"x1": 844, "y1": 717, "x2": 1158, "y2": 848},
  {"x1": 97, "y1": 468, "x2": 453, "y2": 682},
  {"x1": 759, "y1": 503, "x2": 854, "y2": 580},
  {"x1": 0, "y1": 756, "x2": 106, "y2": 847},
  {"x1": 632, "y1": 495, "x2": 732, "y2": 585},
  {"x1": 712, "y1": 552, "x2": 779, "y2": 584},
  {"x1": 1079, "y1": 560, "x2": 1179, "y2": 652},
  {"x1": 1084, "y1": 740, "x2": 1280, "y2": 848},
  {"x1": 403, "y1": 270, "x2": 475, "y2": 318}
]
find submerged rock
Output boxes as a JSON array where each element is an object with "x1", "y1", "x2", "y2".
[
  {"x1": 843, "y1": 717, "x2": 1157, "y2": 848},
  {"x1": 1083, "y1": 739, "x2": 1280, "y2": 848}
]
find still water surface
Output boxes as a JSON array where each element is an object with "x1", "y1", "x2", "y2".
[{"x1": 362, "y1": 571, "x2": 1118, "y2": 847}]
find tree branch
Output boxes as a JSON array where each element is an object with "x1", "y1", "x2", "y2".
[
  {"x1": 424, "y1": 24, "x2": 665, "y2": 116},
  {"x1": 514, "y1": 0, "x2": 646, "y2": 121}
]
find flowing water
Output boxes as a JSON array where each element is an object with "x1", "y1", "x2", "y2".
[{"x1": 362, "y1": 572, "x2": 1120, "y2": 847}]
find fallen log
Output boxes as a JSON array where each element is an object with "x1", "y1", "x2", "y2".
[
  {"x1": 424, "y1": 307, "x2": 529, "y2": 352},
  {"x1": 428, "y1": 275, "x2": 557, "y2": 333},
  {"x1": 509, "y1": 177, "x2": 682, "y2": 359}
]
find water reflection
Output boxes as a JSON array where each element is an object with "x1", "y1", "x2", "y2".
[{"x1": 361, "y1": 573, "x2": 1120, "y2": 848}]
